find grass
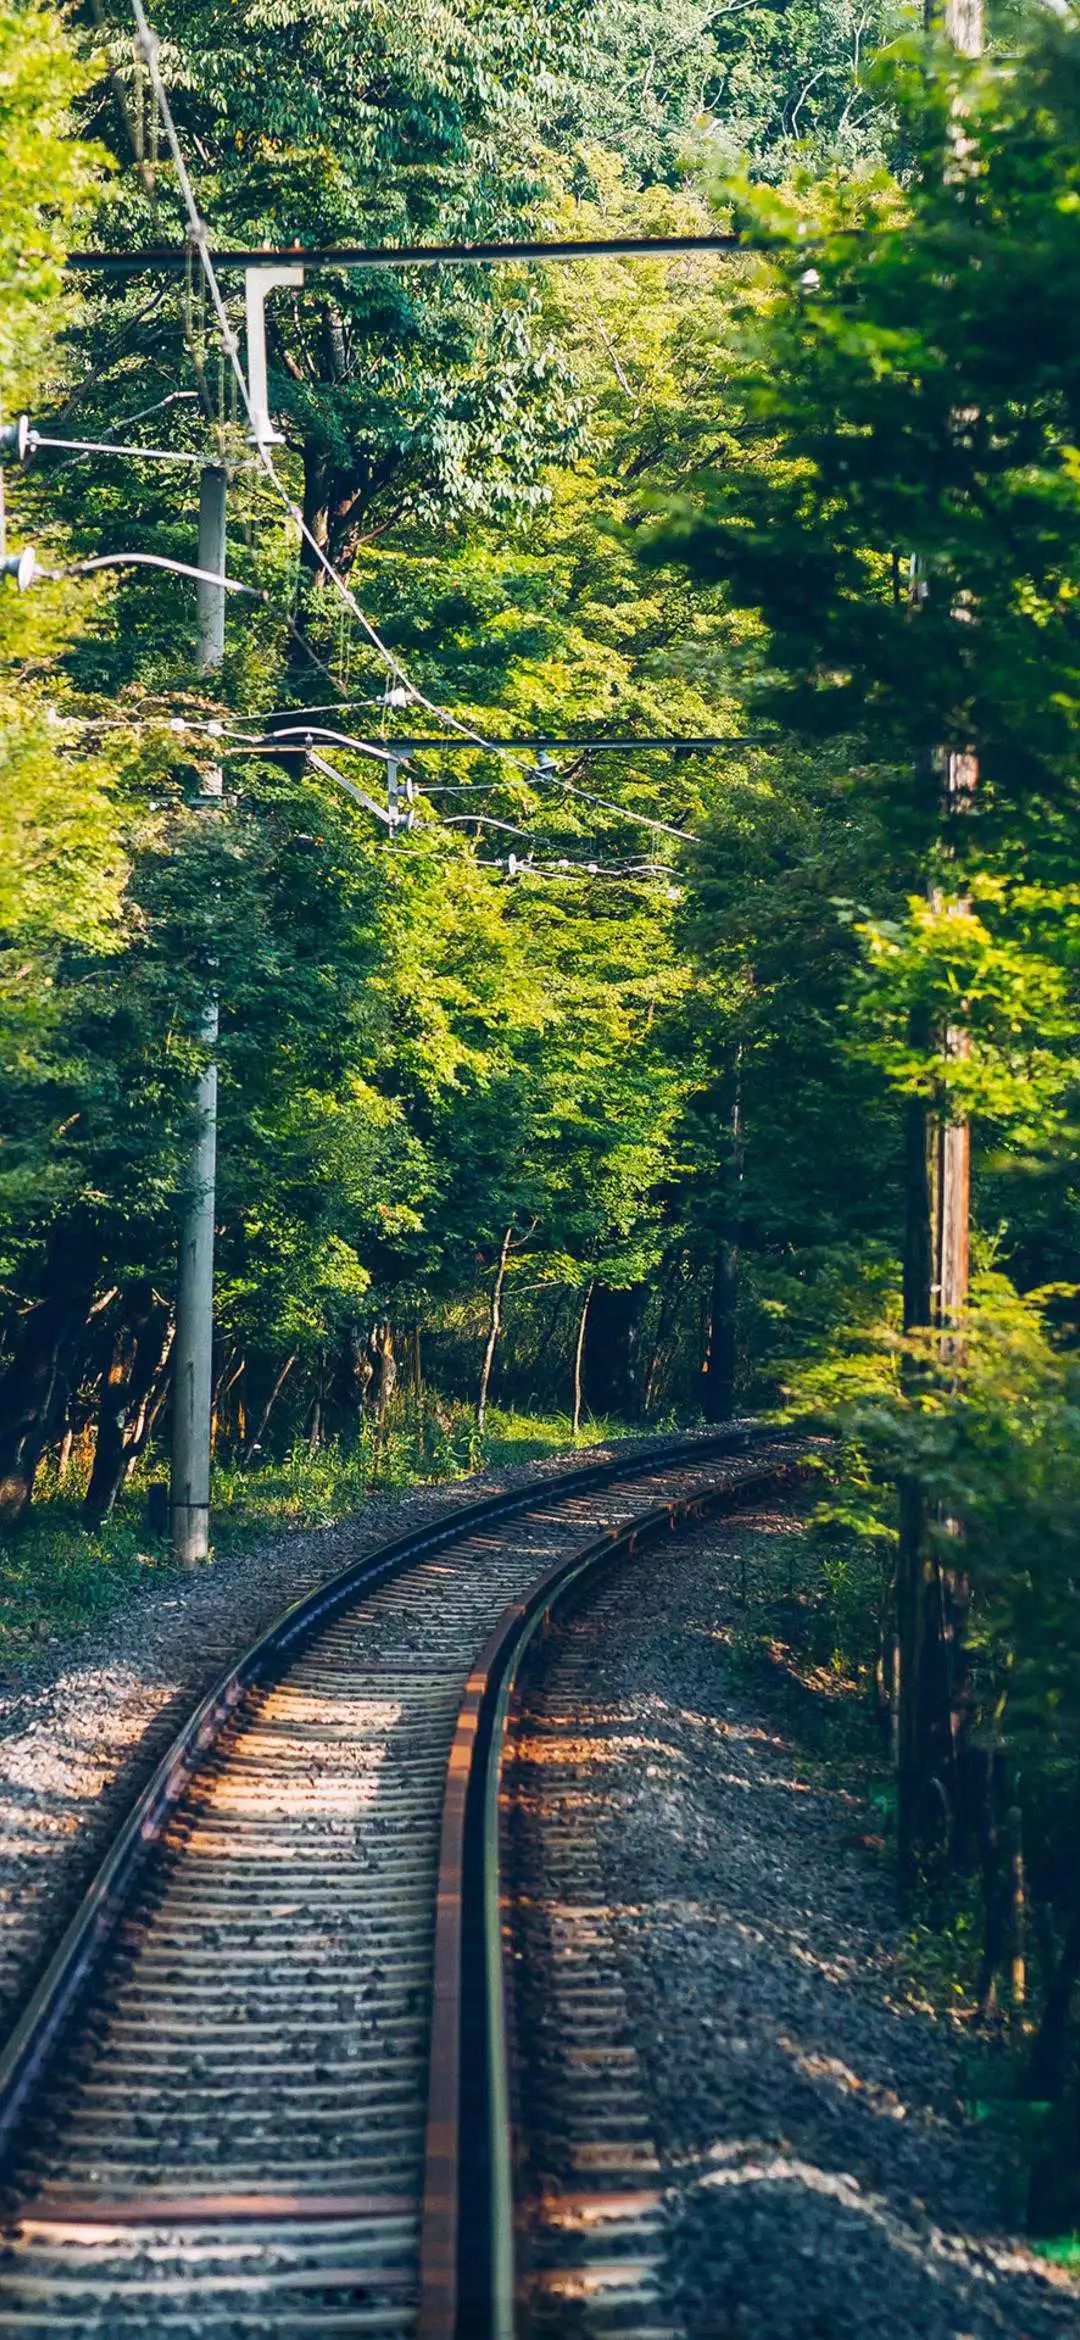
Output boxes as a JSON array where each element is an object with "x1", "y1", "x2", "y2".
[
  {"x1": 0, "y1": 1403, "x2": 624, "y2": 1672},
  {"x1": 1032, "y1": 2237, "x2": 1080, "y2": 2269}
]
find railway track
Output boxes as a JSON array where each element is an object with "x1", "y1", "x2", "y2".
[{"x1": 0, "y1": 1429, "x2": 799, "y2": 2337}]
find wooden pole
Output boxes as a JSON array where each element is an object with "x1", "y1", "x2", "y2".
[{"x1": 897, "y1": 0, "x2": 983, "y2": 1873}]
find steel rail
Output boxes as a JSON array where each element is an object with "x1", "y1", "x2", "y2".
[
  {"x1": 418, "y1": 1453, "x2": 801, "y2": 2340},
  {"x1": 0, "y1": 1426, "x2": 789, "y2": 2187}
]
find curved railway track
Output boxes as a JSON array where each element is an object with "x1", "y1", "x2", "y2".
[{"x1": 0, "y1": 1429, "x2": 800, "y2": 2337}]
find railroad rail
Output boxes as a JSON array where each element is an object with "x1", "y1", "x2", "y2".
[{"x1": 0, "y1": 1428, "x2": 800, "y2": 2335}]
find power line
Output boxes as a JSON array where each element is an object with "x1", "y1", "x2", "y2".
[
  {"x1": 169, "y1": 717, "x2": 698, "y2": 841},
  {"x1": 47, "y1": 8, "x2": 744, "y2": 855},
  {"x1": 310, "y1": 733, "x2": 778, "y2": 753},
  {"x1": 67, "y1": 232, "x2": 744, "y2": 278},
  {"x1": 125, "y1": 5, "x2": 587, "y2": 791}
]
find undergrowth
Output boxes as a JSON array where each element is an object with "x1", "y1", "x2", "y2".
[{"x1": 0, "y1": 1403, "x2": 624, "y2": 1670}]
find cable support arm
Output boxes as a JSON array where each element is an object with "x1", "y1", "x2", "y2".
[
  {"x1": 306, "y1": 750, "x2": 397, "y2": 826},
  {"x1": 3, "y1": 547, "x2": 260, "y2": 595},
  {"x1": 65, "y1": 232, "x2": 745, "y2": 276}
]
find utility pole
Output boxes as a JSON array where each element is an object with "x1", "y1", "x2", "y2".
[
  {"x1": 940, "y1": 0, "x2": 982, "y2": 57},
  {"x1": 195, "y1": 465, "x2": 227, "y2": 665},
  {"x1": 170, "y1": 464, "x2": 226, "y2": 1562}
]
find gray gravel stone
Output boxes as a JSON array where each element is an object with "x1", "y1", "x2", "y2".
[{"x1": 571, "y1": 1501, "x2": 1079, "y2": 2339}]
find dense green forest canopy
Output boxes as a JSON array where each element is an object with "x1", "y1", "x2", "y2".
[
  {"x1": 2, "y1": 0, "x2": 925, "y2": 1518},
  {"x1": 2, "y1": 0, "x2": 1080, "y2": 2194}
]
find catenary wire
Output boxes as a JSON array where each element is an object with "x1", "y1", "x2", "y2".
[
  {"x1": 127, "y1": 2, "x2": 644, "y2": 798},
  {"x1": 63, "y1": 4, "x2": 718, "y2": 859}
]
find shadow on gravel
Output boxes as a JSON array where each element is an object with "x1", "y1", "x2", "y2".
[{"x1": 573, "y1": 1505, "x2": 1078, "y2": 2340}]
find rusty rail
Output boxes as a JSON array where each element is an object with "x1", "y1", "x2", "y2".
[{"x1": 418, "y1": 1459, "x2": 799, "y2": 2340}]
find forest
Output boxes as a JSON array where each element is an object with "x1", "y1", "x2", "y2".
[{"x1": 1, "y1": 0, "x2": 1080, "y2": 2239}]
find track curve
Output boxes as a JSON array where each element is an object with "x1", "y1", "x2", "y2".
[{"x1": 0, "y1": 1429, "x2": 799, "y2": 2336}]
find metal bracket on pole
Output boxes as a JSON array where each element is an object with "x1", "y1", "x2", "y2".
[{"x1": 244, "y1": 265, "x2": 305, "y2": 450}]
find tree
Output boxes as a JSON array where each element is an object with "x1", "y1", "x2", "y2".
[
  {"x1": 0, "y1": 4, "x2": 129, "y2": 1521},
  {"x1": 646, "y1": 11, "x2": 1080, "y2": 2083}
]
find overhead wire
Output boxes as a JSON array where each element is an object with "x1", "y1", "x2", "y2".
[
  {"x1": 161, "y1": 713, "x2": 697, "y2": 845},
  {"x1": 39, "y1": 2, "x2": 705, "y2": 865},
  {"x1": 128, "y1": 0, "x2": 696, "y2": 834},
  {"x1": 115, "y1": 387, "x2": 201, "y2": 428},
  {"x1": 131, "y1": 0, "x2": 515, "y2": 758}
]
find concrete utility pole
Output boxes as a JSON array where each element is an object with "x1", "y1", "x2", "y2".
[
  {"x1": 942, "y1": 0, "x2": 983, "y2": 56},
  {"x1": 170, "y1": 465, "x2": 226, "y2": 1562}
]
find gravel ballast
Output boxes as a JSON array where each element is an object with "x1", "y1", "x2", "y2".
[
  {"x1": 521, "y1": 1497, "x2": 1078, "y2": 2340},
  {"x1": 0, "y1": 1433, "x2": 702, "y2": 2049}
]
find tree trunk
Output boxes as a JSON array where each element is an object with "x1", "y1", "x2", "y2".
[
  {"x1": 897, "y1": 1086, "x2": 934, "y2": 1890},
  {"x1": 643, "y1": 1264, "x2": 682, "y2": 1417},
  {"x1": 702, "y1": 1242, "x2": 738, "y2": 1422},
  {"x1": 478, "y1": 1229, "x2": 513, "y2": 1433},
  {"x1": 83, "y1": 1283, "x2": 170, "y2": 1520},
  {"x1": 56, "y1": 1420, "x2": 76, "y2": 1488},
  {"x1": 1007, "y1": 1803, "x2": 1026, "y2": 2019},
  {"x1": 210, "y1": 1354, "x2": 245, "y2": 1459},
  {"x1": 1028, "y1": 1902, "x2": 1080, "y2": 2101},
  {"x1": 244, "y1": 1351, "x2": 298, "y2": 1463},
  {"x1": 123, "y1": 1319, "x2": 176, "y2": 1480},
  {"x1": 372, "y1": 1323, "x2": 397, "y2": 1432},
  {"x1": 935, "y1": 0, "x2": 983, "y2": 56},
  {"x1": 0, "y1": 1225, "x2": 102, "y2": 1523},
  {"x1": 571, "y1": 1283, "x2": 594, "y2": 1437}
]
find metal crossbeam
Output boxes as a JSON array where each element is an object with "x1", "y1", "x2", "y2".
[{"x1": 67, "y1": 232, "x2": 742, "y2": 277}]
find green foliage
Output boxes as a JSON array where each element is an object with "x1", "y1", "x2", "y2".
[
  {"x1": 0, "y1": 1, "x2": 105, "y2": 404},
  {"x1": 561, "y1": 0, "x2": 906, "y2": 189},
  {"x1": 855, "y1": 877, "x2": 1080, "y2": 1141},
  {"x1": 844, "y1": 1276, "x2": 1080, "y2": 1776},
  {"x1": 0, "y1": 6, "x2": 129, "y2": 1234}
]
